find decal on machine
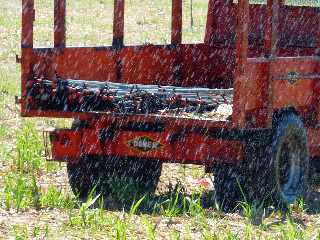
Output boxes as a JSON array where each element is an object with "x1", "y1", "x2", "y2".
[{"x1": 127, "y1": 136, "x2": 163, "y2": 152}]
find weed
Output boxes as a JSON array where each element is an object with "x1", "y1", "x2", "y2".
[
  {"x1": 4, "y1": 173, "x2": 32, "y2": 212},
  {"x1": 112, "y1": 195, "x2": 146, "y2": 239},
  {"x1": 31, "y1": 174, "x2": 41, "y2": 209},
  {"x1": 114, "y1": 213, "x2": 128, "y2": 240},
  {"x1": 0, "y1": 123, "x2": 7, "y2": 139},
  {"x1": 32, "y1": 226, "x2": 40, "y2": 238},
  {"x1": 68, "y1": 190, "x2": 113, "y2": 231},
  {"x1": 244, "y1": 223, "x2": 254, "y2": 240},
  {"x1": 212, "y1": 205, "x2": 225, "y2": 222},
  {"x1": 294, "y1": 197, "x2": 307, "y2": 213},
  {"x1": 13, "y1": 225, "x2": 28, "y2": 240},
  {"x1": 197, "y1": 216, "x2": 215, "y2": 240},
  {"x1": 129, "y1": 195, "x2": 146, "y2": 215},
  {"x1": 79, "y1": 192, "x2": 101, "y2": 227},
  {"x1": 159, "y1": 186, "x2": 183, "y2": 218},
  {"x1": 16, "y1": 121, "x2": 44, "y2": 173},
  {"x1": 142, "y1": 215, "x2": 157, "y2": 240},
  {"x1": 44, "y1": 224, "x2": 50, "y2": 238},
  {"x1": 279, "y1": 217, "x2": 306, "y2": 240},
  {"x1": 154, "y1": 185, "x2": 208, "y2": 219},
  {"x1": 40, "y1": 185, "x2": 76, "y2": 209},
  {"x1": 224, "y1": 229, "x2": 240, "y2": 240},
  {"x1": 3, "y1": 171, "x2": 75, "y2": 212},
  {"x1": 13, "y1": 224, "x2": 50, "y2": 239},
  {"x1": 239, "y1": 200, "x2": 266, "y2": 225},
  {"x1": 170, "y1": 229, "x2": 181, "y2": 240},
  {"x1": 68, "y1": 191, "x2": 145, "y2": 233},
  {"x1": 185, "y1": 191, "x2": 205, "y2": 217},
  {"x1": 201, "y1": 230, "x2": 219, "y2": 240}
]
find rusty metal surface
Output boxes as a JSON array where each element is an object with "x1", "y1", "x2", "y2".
[{"x1": 19, "y1": 0, "x2": 320, "y2": 164}]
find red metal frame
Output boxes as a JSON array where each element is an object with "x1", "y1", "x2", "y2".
[
  {"x1": 19, "y1": 0, "x2": 320, "y2": 166},
  {"x1": 54, "y1": 0, "x2": 66, "y2": 48}
]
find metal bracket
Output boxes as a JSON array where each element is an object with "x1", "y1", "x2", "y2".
[
  {"x1": 16, "y1": 54, "x2": 21, "y2": 64},
  {"x1": 42, "y1": 127, "x2": 55, "y2": 161},
  {"x1": 15, "y1": 96, "x2": 22, "y2": 104}
]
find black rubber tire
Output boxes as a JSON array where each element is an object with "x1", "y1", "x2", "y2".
[
  {"x1": 67, "y1": 156, "x2": 101, "y2": 199},
  {"x1": 68, "y1": 119, "x2": 162, "y2": 201},
  {"x1": 311, "y1": 158, "x2": 320, "y2": 173},
  {"x1": 213, "y1": 113, "x2": 310, "y2": 211},
  {"x1": 67, "y1": 155, "x2": 162, "y2": 200},
  {"x1": 212, "y1": 162, "x2": 246, "y2": 211}
]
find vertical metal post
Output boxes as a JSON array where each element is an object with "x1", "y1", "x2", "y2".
[
  {"x1": 235, "y1": 0, "x2": 249, "y2": 75},
  {"x1": 171, "y1": 0, "x2": 183, "y2": 86},
  {"x1": 316, "y1": 6, "x2": 320, "y2": 55},
  {"x1": 113, "y1": 0, "x2": 125, "y2": 48},
  {"x1": 264, "y1": 0, "x2": 280, "y2": 57},
  {"x1": 21, "y1": 0, "x2": 35, "y2": 115},
  {"x1": 54, "y1": 0, "x2": 66, "y2": 48},
  {"x1": 232, "y1": 0, "x2": 249, "y2": 127},
  {"x1": 204, "y1": 0, "x2": 215, "y2": 44},
  {"x1": 172, "y1": 0, "x2": 182, "y2": 45},
  {"x1": 22, "y1": 0, "x2": 34, "y2": 49},
  {"x1": 264, "y1": 0, "x2": 280, "y2": 126}
]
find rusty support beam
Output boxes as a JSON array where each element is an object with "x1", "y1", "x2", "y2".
[
  {"x1": 113, "y1": 0, "x2": 125, "y2": 48},
  {"x1": 172, "y1": 0, "x2": 182, "y2": 45},
  {"x1": 235, "y1": 0, "x2": 249, "y2": 74},
  {"x1": 54, "y1": 0, "x2": 66, "y2": 48},
  {"x1": 22, "y1": 0, "x2": 34, "y2": 49},
  {"x1": 317, "y1": 7, "x2": 320, "y2": 56},
  {"x1": 232, "y1": 0, "x2": 249, "y2": 128},
  {"x1": 317, "y1": 30, "x2": 320, "y2": 55},
  {"x1": 21, "y1": 0, "x2": 35, "y2": 116},
  {"x1": 264, "y1": 0, "x2": 280, "y2": 126},
  {"x1": 264, "y1": 0, "x2": 280, "y2": 57}
]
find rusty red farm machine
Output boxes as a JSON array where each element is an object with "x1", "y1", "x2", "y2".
[{"x1": 18, "y1": 0, "x2": 320, "y2": 209}]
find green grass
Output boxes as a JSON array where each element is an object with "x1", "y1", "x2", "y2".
[
  {"x1": 1, "y1": 0, "x2": 320, "y2": 239},
  {"x1": 16, "y1": 121, "x2": 44, "y2": 173}
]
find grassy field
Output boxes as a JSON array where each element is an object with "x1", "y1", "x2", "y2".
[{"x1": 1, "y1": 0, "x2": 320, "y2": 239}]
